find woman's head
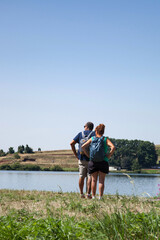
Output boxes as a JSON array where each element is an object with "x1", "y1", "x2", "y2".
[{"x1": 95, "y1": 124, "x2": 105, "y2": 136}]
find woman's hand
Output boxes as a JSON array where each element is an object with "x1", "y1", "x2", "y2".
[{"x1": 82, "y1": 138, "x2": 92, "y2": 158}]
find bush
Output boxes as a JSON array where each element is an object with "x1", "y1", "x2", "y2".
[
  {"x1": 11, "y1": 163, "x2": 21, "y2": 170},
  {"x1": 0, "y1": 164, "x2": 12, "y2": 170},
  {"x1": 14, "y1": 153, "x2": 20, "y2": 159},
  {"x1": 24, "y1": 145, "x2": 33, "y2": 154},
  {"x1": 18, "y1": 145, "x2": 25, "y2": 154},
  {"x1": 51, "y1": 165, "x2": 63, "y2": 171},
  {"x1": 0, "y1": 149, "x2": 6, "y2": 157},
  {"x1": 22, "y1": 165, "x2": 41, "y2": 171},
  {"x1": 8, "y1": 147, "x2": 15, "y2": 154}
]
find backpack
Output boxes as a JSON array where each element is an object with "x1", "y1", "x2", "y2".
[
  {"x1": 90, "y1": 136, "x2": 105, "y2": 162},
  {"x1": 79, "y1": 131, "x2": 93, "y2": 155}
]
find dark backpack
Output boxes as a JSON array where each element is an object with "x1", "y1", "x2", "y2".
[
  {"x1": 90, "y1": 136, "x2": 105, "y2": 162},
  {"x1": 79, "y1": 131, "x2": 93, "y2": 155}
]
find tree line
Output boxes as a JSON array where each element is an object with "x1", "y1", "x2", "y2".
[
  {"x1": 0, "y1": 145, "x2": 36, "y2": 157},
  {"x1": 0, "y1": 139, "x2": 158, "y2": 171},
  {"x1": 109, "y1": 138, "x2": 158, "y2": 170}
]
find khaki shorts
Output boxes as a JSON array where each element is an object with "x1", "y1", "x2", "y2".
[{"x1": 78, "y1": 160, "x2": 91, "y2": 178}]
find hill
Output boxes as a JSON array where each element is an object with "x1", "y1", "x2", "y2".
[
  {"x1": 0, "y1": 144, "x2": 160, "y2": 170},
  {"x1": 0, "y1": 150, "x2": 78, "y2": 170}
]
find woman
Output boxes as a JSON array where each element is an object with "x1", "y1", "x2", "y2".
[{"x1": 82, "y1": 124, "x2": 115, "y2": 199}]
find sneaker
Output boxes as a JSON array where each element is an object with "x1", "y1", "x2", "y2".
[
  {"x1": 86, "y1": 194, "x2": 92, "y2": 199},
  {"x1": 99, "y1": 196, "x2": 104, "y2": 201},
  {"x1": 80, "y1": 194, "x2": 85, "y2": 198}
]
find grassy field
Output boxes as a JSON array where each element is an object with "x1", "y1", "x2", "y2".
[
  {"x1": 0, "y1": 150, "x2": 78, "y2": 171},
  {"x1": 0, "y1": 189, "x2": 160, "y2": 239}
]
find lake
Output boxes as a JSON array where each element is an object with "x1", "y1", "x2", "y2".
[{"x1": 0, "y1": 171, "x2": 160, "y2": 197}]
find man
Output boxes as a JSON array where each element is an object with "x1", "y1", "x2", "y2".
[{"x1": 70, "y1": 122, "x2": 95, "y2": 198}]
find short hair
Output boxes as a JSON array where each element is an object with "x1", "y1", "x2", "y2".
[
  {"x1": 85, "y1": 122, "x2": 94, "y2": 131},
  {"x1": 95, "y1": 124, "x2": 105, "y2": 135}
]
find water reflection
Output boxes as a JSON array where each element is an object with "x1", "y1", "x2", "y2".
[{"x1": 0, "y1": 171, "x2": 160, "y2": 197}]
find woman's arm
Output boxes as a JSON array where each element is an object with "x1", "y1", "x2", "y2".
[
  {"x1": 81, "y1": 138, "x2": 92, "y2": 158},
  {"x1": 106, "y1": 138, "x2": 115, "y2": 159}
]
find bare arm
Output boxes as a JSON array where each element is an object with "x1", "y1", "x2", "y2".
[
  {"x1": 81, "y1": 138, "x2": 92, "y2": 158},
  {"x1": 70, "y1": 140, "x2": 79, "y2": 160},
  {"x1": 106, "y1": 138, "x2": 115, "y2": 159}
]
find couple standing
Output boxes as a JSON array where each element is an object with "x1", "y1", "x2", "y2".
[{"x1": 70, "y1": 122, "x2": 115, "y2": 199}]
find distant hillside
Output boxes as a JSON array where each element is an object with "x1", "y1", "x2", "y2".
[
  {"x1": 1, "y1": 144, "x2": 160, "y2": 169},
  {"x1": 0, "y1": 150, "x2": 78, "y2": 169}
]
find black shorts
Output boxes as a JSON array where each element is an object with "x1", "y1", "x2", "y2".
[{"x1": 88, "y1": 161, "x2": 109, "y2": 174}]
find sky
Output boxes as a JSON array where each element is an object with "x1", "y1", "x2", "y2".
[{"x1": 0, "y1": 0, "x2": 160, "y2": 152}]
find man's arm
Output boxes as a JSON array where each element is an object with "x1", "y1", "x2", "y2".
[{"x1": 70, "y1": 140, "x2": 79, "y2": 160}]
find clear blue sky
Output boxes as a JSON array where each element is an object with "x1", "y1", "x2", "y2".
[{"x1": 0, "y1": 0, "x2": 160, "y2": 152}]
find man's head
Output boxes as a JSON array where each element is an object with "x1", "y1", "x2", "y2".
[{"x1": 84, "y1": 122, "x2": 94, "y2": 131}]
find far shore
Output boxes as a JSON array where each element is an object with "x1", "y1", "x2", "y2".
[{"x1": 0, "y1": 149, "x2": 160, "y2": 174}]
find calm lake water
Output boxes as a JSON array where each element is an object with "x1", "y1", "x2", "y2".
[{"x1": 0, "y1": 171, "x2": 160, "y2": 197}]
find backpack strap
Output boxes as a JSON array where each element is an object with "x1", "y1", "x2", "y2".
[
  {"x1": 81, "y1": 131, "x2": 85, "y2": 138},
  {"x1": 87, "y1": 131, "x2": 93, "y2": 139}
]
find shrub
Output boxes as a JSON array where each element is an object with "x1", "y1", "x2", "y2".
[
  {"x1": 22, "y1": 165, "x2": 41, "y2": 171},
  {"x1": 51, "y1": 165, "x2": 63, "y2": 171},
  {"x1": 0, "y1": 164, "x2": 12, "y2": 170},
  {"x1": 14, "y1": 153, "x2": 20, "y2": 159},
  {"x1": 18, "y1": 145, "x2": 25, "y2": 154},
  {"x1": 8, "y1": 147, "x2": 15, "y2": 154},
  {"x1": 11, "y1": 163, "x2": 21, "y2": 170},
  {"x1": 0, "y1": 149, "x2": 6, "y2": 157},
  {"x1": 24, "y1": 145, "x2": 33, "y2": 154}
]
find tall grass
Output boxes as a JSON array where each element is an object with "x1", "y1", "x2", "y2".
[
  {"x1": 0, "y1": 208, "x2": 160, "y2": 239},
  {"x1": 0, "y1": 190, "x2": 160, "y2": 239}
]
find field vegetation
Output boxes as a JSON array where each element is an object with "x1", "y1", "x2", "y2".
[
  {"x1": 0, "y1": 150, "x2": 78, "y2": 171},
  {"x1": 0, "y1": 143, "x2": 160, "y2": 173},
  {"x1": 0, "y1": 189, "x2": 160, "y2": 239}
]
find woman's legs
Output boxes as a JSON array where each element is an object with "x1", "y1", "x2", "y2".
[
  {"x1": 91, "y1": 172, "x2": 98, "y2": 197},
  {"x1": 99, "y1": 171, "x2": 106, "y2": 198}
]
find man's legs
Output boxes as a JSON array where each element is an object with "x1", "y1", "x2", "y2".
[
  {"x1": 79, "y1": 176, "x2": 85, "y2": 195},
  {"x1": 78, "y1": 160, "x2": 88, "y2": 197}
]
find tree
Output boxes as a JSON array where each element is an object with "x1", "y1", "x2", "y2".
[
  {"x1": 18, "y1": 145, "x2": 25, "y2": 154},
  {"x1": 24, "y1": 145, "x2": 33, "y2": 154},
  {"x1": 137, "y1": 141, "x2": 157, "y2": 168},
  {"x1": 121, "y1": 156, "x2": 133, "y2": 170},
  {"x1": 14, "y1": 152, "x2": 20, "y2": 159},
  {"x1": 8, "y1": 147, "x2": 15, "y2": 154},
  {"x1": 131, "y1": 159, "x2": 141, "y2": 171},
  {"x1": 109, "y1": 138, "x2": 157, "y2": 169},
  {"x1": 0, "y1": 149, "x2": 6, "y2": 157}
]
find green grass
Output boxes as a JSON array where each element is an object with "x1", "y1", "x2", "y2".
[
  {"x1": 1, "y1": 209, "x2": 160, "y2": 239},
  {"x1": 0, "y1": 163, "x2": 64, "y2": 171},
  {"x1": 0, "y1": 190, "x2": 160, "y2": 239},
  {"x1": 141, "y1": 169, "x2": 160, "y2": 174}
]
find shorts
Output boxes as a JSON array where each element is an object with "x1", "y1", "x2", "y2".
[
  {"x1": 78, "y1": 160, "x2": 91, "y2": 178},
  {"x1": 88, "y1": 161, "x2": 109, "y2": 174}
]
